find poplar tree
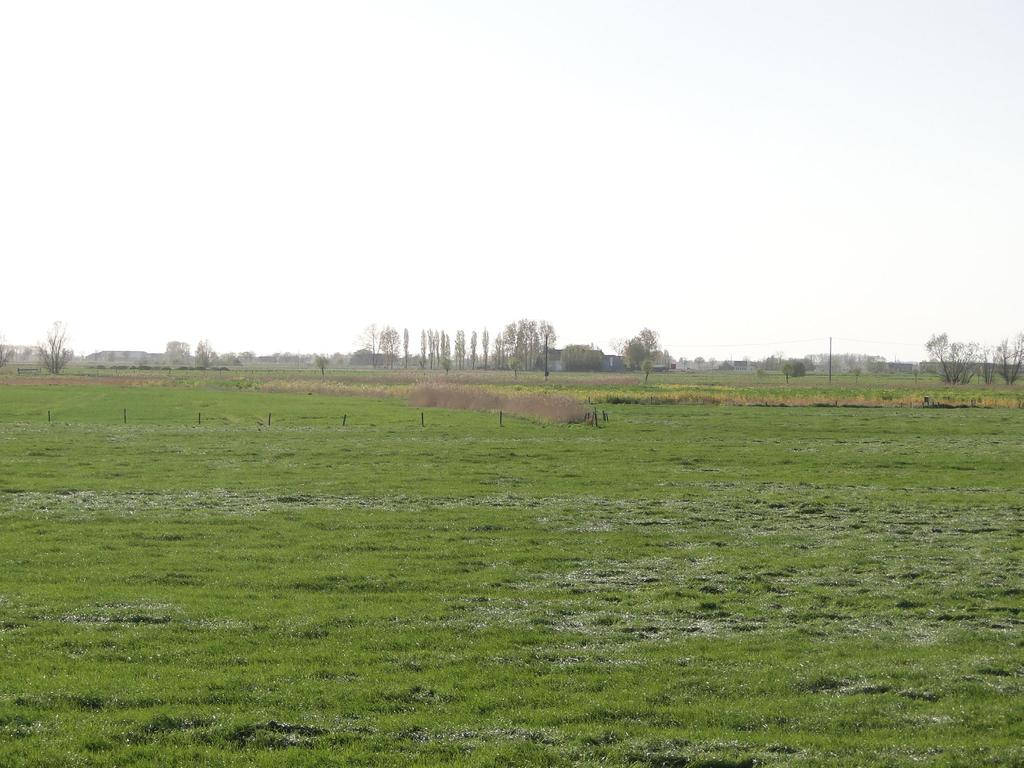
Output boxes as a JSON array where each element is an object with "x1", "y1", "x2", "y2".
[{"x1": 455, "y1": 330, "x2": 466, "y2": 369}]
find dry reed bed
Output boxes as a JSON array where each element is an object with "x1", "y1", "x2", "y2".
[{"x1": 408, "y1": 383, "x2": 589, "y2": 423}]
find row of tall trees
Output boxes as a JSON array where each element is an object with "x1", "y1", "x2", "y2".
[
  {"x1": 365, "y1": 320, "x2": 556, "y2": 372},
  {"x1": 491, "y1": 319, "x2": 556, "y2": 372},
  {"x1": 421, "y1": 329, "x2": 451, "y2": 370},
  {"x1": 926, "y1": 332, "x2": 1024, "y2": 385}
]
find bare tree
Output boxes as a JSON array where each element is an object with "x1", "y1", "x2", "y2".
[
  {"x1": 380, "y1": 326, "x2": 400, "y2": 368},
  {"x1": 195, "y1": 339, "x2": 215, "y2": 369},
  {"x1": 420, "y1": 330, "x2": 427, "y2": 369},
  {"x1": 38, "y1": 321, "x2": 74, "y2": 374},
  {"x1": 539, "y1": 320, "x2": 557, "y2": 350},
  {"x1": 361, "y1": 324, "x2": 380, "y2": 367},
  {"x1": 539, "y1": 321, "x2": 556, "y2": 378},
  {"x1": 981, "y1": 347, "x2": 997, "y2": 384},
  {"x1": 503, "y1": 323, "x2": 518, "y2": 369},
  {"x1": 926, "y1": 333, "x2": 981, "y2": 384},
  {"x1": 490, "y1": 330, "x2": 500, "y2": 369},
  {"x1": 482, "y1": 328, "x2": 490, "y2": 369},
  {"x1": 0, "y1": 334, "x2": 12, "y2": 368},
  {"x1": 496, "y1": 329, "x2": 509, "y2": 369},
  {"x1": 313, "y1": 354, "x2": 329, "y2": 378},
  {"x1": 516, "y1": 319, "x2": 538, "y2": 370},
  {"x1": 470, "y1": 330, "x2": 478, "y2": 369},
  {"x1": 996, "y1": 333, "x2": 1024, "y2": 384},
  {"x1": 403, "y1": 328, "x2": 410, "y2": 369}
]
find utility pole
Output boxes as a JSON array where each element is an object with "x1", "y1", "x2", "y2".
[{"x1": 828, "y1": 337, "x2": 832, "y2": 384}]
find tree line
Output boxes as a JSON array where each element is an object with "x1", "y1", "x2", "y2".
[
  {"x1": 926, "y1": 332, "x2": 1024, "y2": 385},
  {"x1": 356, "y1": 319, "x2": 559, "y2": 373},
  {"x1": 18, "y1": 321, "x2": 1021, "y2": 387},
  {"x1": 0, "y1": 322, "x2": 666, "y2": 376},
  {"x1": 354, "y1": 323, "x2": 673, "y2": 374}
]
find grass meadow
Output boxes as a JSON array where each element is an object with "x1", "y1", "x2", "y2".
[
  {"x1": 13, "y1": 365, "x2": 1024, "y2": 408},
  {"x1": 0, "y1": 377, "x2": 1021, "y2": 766}
]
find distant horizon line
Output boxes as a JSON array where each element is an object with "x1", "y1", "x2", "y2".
[{"x1": 1, "y1": 344, "x2": 932, "y2": 367}]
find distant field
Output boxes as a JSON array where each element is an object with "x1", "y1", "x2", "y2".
[
  {"x1": 0, "y1": 382, "x2": 1021, "y2": 766},
  {"x1": 3, "y1": 364, "x2": 1023, "y2": 408}
]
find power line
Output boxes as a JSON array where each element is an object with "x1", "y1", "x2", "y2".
[
  {"x1": 659, "y1": 336, "x2": 924, "y2": 350},
  {"x1": 833, "y1": 337, "x2": 923, "y2": 348}
]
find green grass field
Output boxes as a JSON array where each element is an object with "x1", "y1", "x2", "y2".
[
  {"x1": 1, "y1": 381, "x2": 1021, "y2": 766},
  {"x1": 7, "y1": 364, "x2": 1024, "y2": 409}
]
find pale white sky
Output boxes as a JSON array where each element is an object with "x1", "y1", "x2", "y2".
[{"x1": 1, "y1": 1, "x2": 1021, "y2": 361}]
